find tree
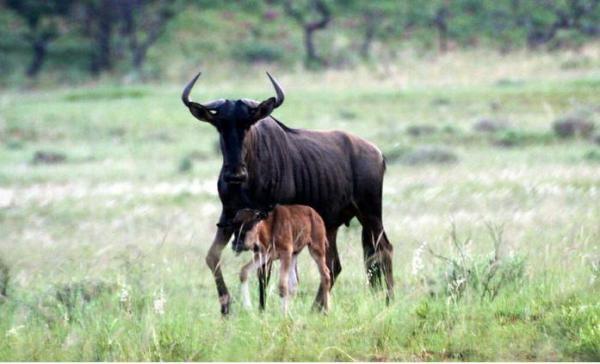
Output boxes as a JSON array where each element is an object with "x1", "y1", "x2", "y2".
[
  {"x1": 76, "y1": 0, "x2": 119, "y2": 74},
  {"x1": 282, "y1": 0, "x2": 332, "y2": 68},
  {"x1": 118, "y1": 0, "x2": 177, "y2": 72},
  {"x1": 351, "y1": 1, "x2": 399, "y2": 60},
  {"x1": 75, "y1": 0, "x2": 178, "y2": 75},
  {"x1": 5, "y1": 0, "x2": 73, "y2": 77}
]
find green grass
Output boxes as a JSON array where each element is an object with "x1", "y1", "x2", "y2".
[{"x1": 1, "y1": 50, "x2": 600, "y2": 361}]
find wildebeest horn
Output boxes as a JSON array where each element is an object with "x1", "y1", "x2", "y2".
[
  {"x1": 266, "y1": 72, "x2": 284, "y2": 108},
  {"x1": 182, "y1": 72, "x2": 226, "y2": 114},
  {"x1": 181, "y1": 71, "x2": 201, "y2": 107}
]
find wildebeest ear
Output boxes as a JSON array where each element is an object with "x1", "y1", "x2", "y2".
[
  {"x1": 187, "y1": 102, "x2": 215, "y2": 123},
  {"x1": 251, "y1": 97, "x2": 276, "y2": 122}
]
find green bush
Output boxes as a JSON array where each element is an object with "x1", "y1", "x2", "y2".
[
  {"x1": 232, "y1": 40, "x2": 285, "y2": 64},
  {"x1": 494, "y1": 128, "x2": 554, "y2": 147},
  {"x1": 584, "y1": 149, "x2": 600, "y2": 163},
  {"x1": 557, "y1": 302, "x2": 600, "y2": 360},
  {"x1": 425, "y1": 223, "x2": 526, "y2": 303}
]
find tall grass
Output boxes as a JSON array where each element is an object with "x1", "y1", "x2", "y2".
[{"x1": 1, "y1": 49, "x2": 600, "y2": 360}]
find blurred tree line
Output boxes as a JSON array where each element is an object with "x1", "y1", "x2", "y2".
[{"x1": 1, "y1": 0, "x2": 599, "y2": 81}]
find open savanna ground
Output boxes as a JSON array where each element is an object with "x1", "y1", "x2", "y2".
[{"x1": 1, "y1": 50, "x2": 600, "y2": 361}]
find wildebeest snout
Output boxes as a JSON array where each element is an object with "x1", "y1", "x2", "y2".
[
  {"x1": 231, "y1": 237, "x2": 248, "y2": 253},
  {"x1": 223, "y1": 167, "x2": 247, "y2": 184}
]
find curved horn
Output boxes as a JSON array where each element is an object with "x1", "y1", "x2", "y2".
[
  {"x1": 181, "y1": 71, "x2": 201, "y2": 107},
  {"x1": 266, "y1": 72, "x2": 284, "y2": 108}
]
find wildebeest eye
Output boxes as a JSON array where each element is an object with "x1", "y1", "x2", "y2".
[{"x1": 209, "y1": 110, "x2": 218, "y2": 115}]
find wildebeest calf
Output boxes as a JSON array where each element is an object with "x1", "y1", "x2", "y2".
[{"x1": 233, "y1": 205, "x2": 331, "y2": 313}]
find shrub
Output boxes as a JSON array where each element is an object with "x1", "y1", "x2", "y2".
[
  {"x1": 549, "y1": 29, "x2": 586, "y2": 50},
  {"x1": 553, "y1": 118, "x2": 596, "y2": 138},
  {"x1": 0, "y1": 258, "x2": 8, "y2": 302},
  {"x1": 473, "y1": 118, "x2": 510, "y2": 133},
  {"x1": 584, "y1": 150, "x2": 600, "y2": 163},
  {"x1": 553, "y1": 106, "x2": 597, "y2": 139},
  {"x1": 385, "y1": 145, "x2": 458, "y2": 165},
  {"x1": 494, "y1": 128, "x2": 554, "y2": 147},
  {"x1": 406, "y1": 124, "x2": 438, "y2": 137},
  {"x1": 403, "y1": 146, "x2": 458, "y2": 165},
  {"x1": 557, "y1": 302, "x2": 600, "y2": 360},
  {"x1": 424, "y1": 223, "x2": 526, "y2": 303},
  {"x1": 32, "y1": 150, "x2": 67, "y2": 165},
  {"x1": 383, "y1": 144, "x2": 412, "y2": 163},
  {"x1": 232, "y1": 40, "x2": 284, "y2": 64},
  {"x1": 178, "y1": 156, "x2": 193, "y2": 173}
]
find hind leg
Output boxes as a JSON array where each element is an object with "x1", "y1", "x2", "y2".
[
  {"x1": 326, "y1": 226, "x2": 342, "y2": 287},
  {"x1": 359, "y1": 216, "x2": 394, "y2": 302},
  {"x1": 309, "y1": 239, "x2": 331, "y2": 311}
]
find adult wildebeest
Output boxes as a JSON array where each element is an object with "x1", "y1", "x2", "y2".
[{"x1": 181, "y1": 72, "x2": 394, "y2": 315}]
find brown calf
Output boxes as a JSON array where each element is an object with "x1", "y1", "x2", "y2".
[{"x1": 233, "y1": 205, "x2": 331, "y2": 313}]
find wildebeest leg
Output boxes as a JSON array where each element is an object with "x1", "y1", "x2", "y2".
[
  {"x1": 326, "y1": 226, "x2": 342, "y2": 286},
  {"x1": 309, "y1": 240, "x2": 332, "y2": 311},
  {"x1": 206, "y1": 227, "x2": 233, "y2": 315},
  {"x1": 360, "y1": 217, "x2": 394, "y2": 302}
]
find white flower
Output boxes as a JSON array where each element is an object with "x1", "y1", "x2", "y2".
[
  {"x1": 6, "y1": 325, "x2": 24, "y2": 337},
  {"x1": 411, "y1": 241, "x2": 427, "y2": 276},
  {"x1": 119, "y1": 286, "x2": 129, "y2": 303},
  {"x1": 153, "y1": 289, "x2": 166, "y2": 316}
]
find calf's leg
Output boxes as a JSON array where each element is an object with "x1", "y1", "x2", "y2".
[
  {"x1": 239, "y1": 254, "x2": 264, "y2": 310},
  {"x1": 288, "y1": 254, "x2": 299, "y2": 295},
  {"x1": 309, "y1": 242, "x2": 332, "y2": 311},
  {"x1": 278, "y1": 252, "x2": 292, "y2": 315}
]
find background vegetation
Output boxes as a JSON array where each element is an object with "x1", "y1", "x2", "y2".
[
  {"x1": 1, "y1": 0, "x2": 600, "y2": 361},
  {"x1": 2, "y1": 0, "x2": 600, "y2": 85}
]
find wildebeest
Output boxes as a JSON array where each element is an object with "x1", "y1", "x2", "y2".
[
  {"x1": 181, "y1": 72, "x2": 393, "y2": 314},
  {"x1": 234, "y1": 205, "x2": 331, "y2": 314}
]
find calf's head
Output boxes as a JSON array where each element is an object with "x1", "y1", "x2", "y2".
[
  {"x1": 182, "y1": 72, "x2": 285, "y2": 184},
  {"x1": 231, "y1": 208, "x2": 268, "y2": 253}
]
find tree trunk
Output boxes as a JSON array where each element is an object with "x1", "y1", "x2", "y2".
[
  {"x1": 360, "y1": 12, "x2": 378, "y2": 60},
  {"x1": 26, "y1": 38, "x2": 48, "y2": 78},
  {"x1": 132, "y1": 47, "x2": 146, "y2": 70},
  {"x1": 121, "y1": 0, "x2": 174, "y2": 72},
  {"x1": 434, "y1": 5, "x2": 449, "y2": 53},
  {"x1": 284, "y1": 0, "x2": 331, "y2": 68},
  {"x1": 303, "y1": 27, "x2": 320, "y2": 65},
  {"x1": 89, "y1": 0, "x2": 115, "y2": 74}
]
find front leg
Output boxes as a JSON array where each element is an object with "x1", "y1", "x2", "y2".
[
  {"x1": 240, "y1": 253, "x2": 267, "y2": 310},
  {"x1": 279, "y1": 251, "x2": 292, "y2": 315},
  {"x1": 240, "y1": 259, "x2": 256, "y2": 310},
  {"x1": 288, "y1": 254, "x2": 299, "y2": 295},
  {"x1": 206, "y1": 227, "x2": 233, "y2": 315}
]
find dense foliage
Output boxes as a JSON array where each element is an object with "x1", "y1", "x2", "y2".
[{"x1": 1, "y1": 0, "x2": 600, "y2": 82}]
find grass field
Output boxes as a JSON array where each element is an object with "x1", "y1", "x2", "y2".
[{"x1": 1, "y1": 49, "x2": 600, "y2": 361}]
